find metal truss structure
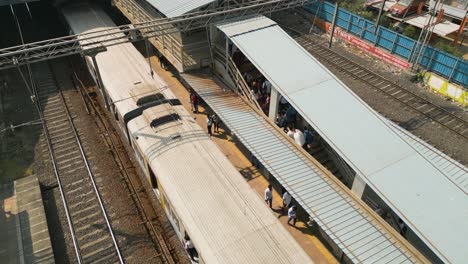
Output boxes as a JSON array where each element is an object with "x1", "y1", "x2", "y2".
[{"x1": 0, "y1": 0, "x2": 315, "y2": 70}]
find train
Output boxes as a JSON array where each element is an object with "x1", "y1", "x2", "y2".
[{"x1": 61, "y1": 3, "x2": 314, "y2": 263}]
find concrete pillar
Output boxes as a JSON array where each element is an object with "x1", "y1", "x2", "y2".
[
  {"x1": 268, "y1": 87, "x2": 280, "y2": 120},
  {"x1": 351, "y1": 174, "x2": 366, "y2": 199}
]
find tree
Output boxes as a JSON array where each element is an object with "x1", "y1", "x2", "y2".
[{"x1": 402, "y1": 25, "x2": 420, "y2": 39}]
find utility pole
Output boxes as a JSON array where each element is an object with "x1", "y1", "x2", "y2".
[
  {"x1": 329, "y1": 1, "x2": 340, "y2": 48},
  {"x1": 374, "y1": 0, "x2": 387, "y2": 33},
  {"x1": 145, "y1": 38, "x2": 154, "y2": 79}
]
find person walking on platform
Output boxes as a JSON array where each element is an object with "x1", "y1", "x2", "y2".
[
  {"x1": 190, "y1": 92, "x2": 199, "y2": 113},
  {"x1": 206, "y1": 114, "x2": 213, "y2": 137},
  {"x1": 212, "y1": 114, "x2": 220, "y2": 133},
  {"x1": 287, "y1": 205, "x2": 297, "y2": 226},
  {"x1": 282, "y1": 191, "x2": 292, "y2": 214},
  {"x1": 264, "y1": 184, "x2": 273, "y2": 209},
  {"x1": 159, "y1": 54, "x2": 168, "y2": 70}
]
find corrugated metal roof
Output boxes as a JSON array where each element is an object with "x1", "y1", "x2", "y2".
[
  {"x1": 145, "y1": 0, "x2": 217, "y2": 17},
  {"x1": 215, "y1": 16, "x2": 468, "y2": 264},
  {"x1": 182, "y1": 72, "x2": 420, "y2": 264},
  {"x1": 384, "y1": 118, "x2": 468, "y2": 193}
]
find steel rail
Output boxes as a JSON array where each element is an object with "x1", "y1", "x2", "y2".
[
  {"x1": 24, "y1": 66, "x2": 84, "y2": 263},
  {"x1": 0, "y1": 0, "x2": 315, "y2": 70},
  {"x1": 56, "y1": 84, "x2": 125, "y2": 264},
  {"x1": 69, "y1": 59, "x2": 177, "y2": 264}
]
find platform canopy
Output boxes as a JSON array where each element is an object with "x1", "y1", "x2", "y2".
[
  {"x1": 216, "y1": 16, "x2": 468, "y2": 264},
  {"x1": 145, "y1": 0, "x2": 217, "y2": 17}
]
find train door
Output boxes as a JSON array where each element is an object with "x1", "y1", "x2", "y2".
[{"x1": 146, "y1": 160, "x2": 158, "y2": 190}]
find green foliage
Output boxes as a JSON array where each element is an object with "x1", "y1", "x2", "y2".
[
  {"x1": 380, "y1": 13, "x2": 393, "y2": 28},
  {"x1": 402, "y1": 25, "x2": 420, "y2": 39},
  {"x1": 433, "y1": 41, "x2": 464, "y2": 57},
  {"x1": 340, "y1": 0, "x2": 367, "y2": 14}
]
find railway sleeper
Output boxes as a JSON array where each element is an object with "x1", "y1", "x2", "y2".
[
  {"x1": 37, "y1": 89, "x2": 58, "y2": 97},
  {"x1": 68, "y1": 197, "x2": 96, "y2": 210},
  {"x1": 47, "y1": 125, "x2": 73, "y2": 137},
  {"x1": 71, "y1": 203, "x2": 100, "y2": 219},
  {"x1": 53, "y1": 143, "x2": 79, "y2": 155},
  {"x1": 45, "y1": 121, "x2": 69, "y2": 131},
  {"x1": 72, "y1": 211, "x2": 103, "y2": 227},
  {"x1": 50, "y1": 135, "x2": 75, "y2": 145},
  {"x1": 54, "y1": 149, "x2": 80, "y2": 160},
  {"x1": 46, "y1": 117, "x2": 70, "y2": 126},
  {"x1": 84, "y1": 250, "x2": 118, "y2": 264},
  {"x1": 56, "y1": 157, "x2": 85, "y2": 170},
  {"x1": 81, "y1": 244, "x2": 117, "y2": 264},
  {"x1": 65, "y1": 181, "x2": 92, "y2": 195},
  {"x1": 80, "y1": 233, "x2": 113, "y2": 251},
  {"x1": 39, "y1": 97, "x2": 61, "y2": 105}
]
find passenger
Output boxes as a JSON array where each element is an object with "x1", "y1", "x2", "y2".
[
  {"x1": 264, "y1": 184, "x2": 273, "y2": 209},
  {"x1": 185, "y1": 237, "x2": 196, "y2": 261},
  {"x1": 262, "y1": 79, "x2": 272, "y2": 94},
  {"x1": 286, "y1": 127, "x2": 295, "y2": 140},
  {"x1": 294, "y1": 128, "x2": 306, "y2": 149},
  {"x1": 287, "y1": 205, "x2": 297, "y2": 226},
  {"x1": 190, "y1": 92, "x2": 199, "y2": 113},
  {"x1": 398, "y1": 218, "x2": 407, "y2": 238},
  {"x1": 282, "y1": 191, "x2": 292, "y2": 214},
  {"x1": 275, "y1": 112, "x2": 285, "y2": 128},
  {"x1": 212, "y1": 114, "x2": 220, "y2": 133},
  {"x1": 243, "y1": 72, "x2": 253, "y2": 85},
  {"x1": 303, "y1": 126, "x2": 314, "y2": 149},
  {"x1": 158, "y1": 53, "x2": 166, "y2": 69},
  {"x1": 206, "y1": 114, "x2": 213, "y2": 137}
]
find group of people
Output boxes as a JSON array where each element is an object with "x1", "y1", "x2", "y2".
[
  {"x1": 242, "y1": 71, "x2": 273, "y2": 115},
  {"x1": 188, "y1": 88, "x2": 222, "y2": 137},
  {"x1": 206, "y1": 113, "x2": 220, "y2": 137},
  {"x1": 264, "y1": 185, "x2": 298, "y2": 226}
]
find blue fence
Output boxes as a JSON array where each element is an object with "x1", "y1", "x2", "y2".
[{"x1": 304, "y1": 2, "x2": 467, "y2": 87}]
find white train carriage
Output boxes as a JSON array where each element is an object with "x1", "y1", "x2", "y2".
[{"x1": 62, "y1": 3, "x2": 313, "y2": 263}]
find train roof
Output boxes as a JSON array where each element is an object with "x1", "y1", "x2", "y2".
[
  {"x1": 62, "y1": 3, "x2": 314, "y2": 263},
  {"x1": 127, "y1": 104, "x2": 313, "y2": 264}
]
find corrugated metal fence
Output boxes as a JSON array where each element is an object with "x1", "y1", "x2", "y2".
[{"x1": 304, "y1": 2, "x2": 467, "y2": 87}]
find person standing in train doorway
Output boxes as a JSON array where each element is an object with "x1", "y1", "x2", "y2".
[
  {"x1": 184, "y1": 235, "x2": 197, "y2": 262},
  {"x1": 206, "y1": 114, "x2": 213, "y2": 137},
  {"x1": 265, "y1": 184, "x2": 273, "y2": 209},
  {"x1": 287, "y1": 205, "x2": 297, "y2": 226}
]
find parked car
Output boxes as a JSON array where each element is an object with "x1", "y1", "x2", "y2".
[{"x1": 389, "y1": 0, "x2": 427, "y2": 17}]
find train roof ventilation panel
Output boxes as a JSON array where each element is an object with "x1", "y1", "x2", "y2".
[
  {"x1": 143, "y1": 105, "x2": 180, "y2": 131},
  {"x1": 130, "y1": 83, "x2": 165, "y2": 106}
]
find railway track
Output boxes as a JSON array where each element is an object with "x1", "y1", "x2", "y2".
[
  {"x1": 69, "y1": 58, "x2": 180, "y2": 264},
  {"x1": 284, "y1": 26, "x2": 468, "y2": 141},
  {"x1": 32, "y1": 61, "x2": 124, "y2": 264}
]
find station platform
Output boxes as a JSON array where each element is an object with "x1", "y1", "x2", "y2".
[
  {"x1": 1, "y1": 175, "x2": 54, "y2": 264},
  {"x1": 179, "y1": 70, "x2": 423, "y2": 263}
]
